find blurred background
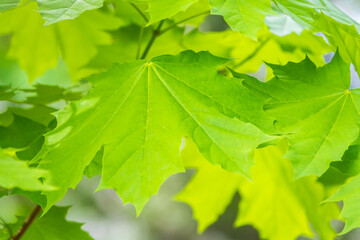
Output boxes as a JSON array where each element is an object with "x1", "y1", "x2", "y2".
[{"x1": 2, "y1": 1, "x2": 360, "y2": 240}]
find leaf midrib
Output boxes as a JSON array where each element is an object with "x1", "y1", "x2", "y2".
[{"x1": 151, "y1": 63, "x2": 246, "y2": 173}]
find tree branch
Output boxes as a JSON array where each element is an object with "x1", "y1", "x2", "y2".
[
  {"x1": 10, "y1": 205, "x2": 42, "y2": 240},
  {"x1": 130, "y1": 3, "x2": 149, "y2": 23},
  {"x1": 140, "y1": 20, "x2": 165, "y2": 59}
]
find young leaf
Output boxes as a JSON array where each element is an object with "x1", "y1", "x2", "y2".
[
  {"x1": 183, "y1": 28, "x2": 331, "y2": 77},
  {"x1": 36, "y1": 51, "x2": 272, "y2": 214},
  {"x1": 327, "y1": 174, "x2": 360, "y2": 234},
  {"x1": 331, "y1": 144, "x2": 360, "y2": 177},
  {"x1": 177, "y1": 140, "x2": 339, "y2": 239},
  {"x1": 129, "y1": 0, "x2": 200, "y2": 25},
  {"x1": 0, "y1": 115, "x2": 46, "y2": 149},
  {"x1": 273, "y1": 0, "x2": 359, "y2": 30},
  {"x1": 0, "y1": 149, "x2": 53, "y2": 191},
  {"x1": 242, "y1": 52, "x2": 360, "y2": 178},
  {"x1": 176, "y1": 138, "x2": 244, "y2": 232},
  {"x1": 235, "y1": 144, "x2": 339, "y2": 240},
  {"x1": 37, "y1": 0, "x2": 104, "y2": 25},
  {"x1": 316, "y1": 13, "x2": 360, "y2": 75},
  {"x1": 0, "y1": 2, "x2": 123, "y2": 80},
  {"x1": 209, "y1": 0, "x2": 273, "y2": 39},
  {"x1": 273, "y1": 0, "x2": 360, "y2": 74},
  {"x1": 0, "y1": 0, "x2": 19, "y2": 11}
]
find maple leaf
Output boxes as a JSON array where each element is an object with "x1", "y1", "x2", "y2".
[
  {"x1": 241, "y1": 52, "x2": 360, "y2": 177},
  {"x1": 36, "y1": 51, "x2": 272, "y2": 213}
]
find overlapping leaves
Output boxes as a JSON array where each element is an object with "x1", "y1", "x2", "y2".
[
  {"x1": 177, "y1": 139, "x2": 339, "y2": 240},
  {"x1": 239, "y1": 52, "x2": 360, "y2": 178},
  {"x1": 209, "y1": 0, "x2": 273, "y2": 39},
  {"x1": 36, "y1": 51, "x2": 272, "y2": 213},
  {"x1": 2, "y1": 0, "x2": 360, "y2": 239},
  {"x1": 0, "y1": 2, "x2": 122, "y2": 80}
]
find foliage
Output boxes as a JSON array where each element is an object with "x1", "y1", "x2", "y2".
[{"x1": 1, "y1": 0, "x2": 360, "y2": 239}]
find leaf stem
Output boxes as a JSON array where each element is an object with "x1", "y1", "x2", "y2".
[
  {"x1": 136, "y1": 27, "x2": 144, "y2": 59},
  {"x1": 159, "y1": 11, "x2": 209, "y2": 35},
  {"x1": 130, "y1": 3, "x2": 149, "y2": 23},
  {"x1": 10, "y1": 205, "x2": 42, "y2": 240},
  {"x1": 140, "y1": 20, "x2": 164, "y2": 59},
  {"x1": 231, "y1": 37, "x2": 271, "y2": 69}
]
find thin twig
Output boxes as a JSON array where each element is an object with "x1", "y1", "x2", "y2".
[
  {"x1": 231, "y1": 37, "x2": 271, "y2": 69},
  {"x1": 159, "y1": 11, "x2": 209, "y2": 35},
  {"x1": 136, "y1": 27, "x2": 144, "y2": 59},
  {"x1": 141, "y1": 20, "x2": 165, "y2": 59},
  {"x1": 130, "y1": 3, "x2": 149, "y2": 23},
  {"x1": 10, "y1": 205, "x2": 42, "y2": 240}
]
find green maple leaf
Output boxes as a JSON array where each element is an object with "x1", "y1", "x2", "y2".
[
  {"x1": 0, "y1": 115, "x2": 46, "y2": 149},
  {"x1": 327, "y1": 139, "x2": 360, "y2": 234},
  {"x1": 37, "y1": 0, "x2": 104, "y2": 25},
  {"x1": 19, "y1": 206, "x2": 93, "y2": 240},
  {"x1": 129, "y1": 0, "x2": 200, "y2": 25},
  {"x1": 176, "y1": 138, "x2": 243, "y2": 232},
  {"x1": 171, "y1": 0, "x2": 210, "y2": 27},
  {"x1": 242, "y1": 52, "x2": 360, "y2": 178},
  {"x1": 236, "y1": 143, "x2": 339, "y2": 240},
  {"x1": 327, "y1": 175, "x2": 360, "y2": 234},
  {"x1": 0, "y1": 149, "x2": 53, "y2": 191},
  {"x1": 177, "y1": 140, "x2": 339, "y2": 239},
  {"x1": 0, "y1": 2, "x2": 122, "y2": 80},
  {"x1": 331, "y1": 143, "x2": 360, "y2": 177},
  {"x1": 0, "y1": 0, "x2": 19, "y2": 11},
  {"x1": 36, "y1": 51, "x2": 272, "y2": 213},
  {"x1": 209, "y1": 0, "x2": 273, "y2": 39},
  {"x1": 316, "y1": 13, "x2": 360, "y2": 76},
  {"x1": 0, "y1": 82, "x2": 83, "y2": 150},
  {"x1": 272, "y1": 0, "x2": 359, "y2": 30},
  {"x1": 273, "y1": 0, "x2": 360, "y2": 74},
  {"x1": 183, "y1": 27, "x2": 331, "y2": 78}
]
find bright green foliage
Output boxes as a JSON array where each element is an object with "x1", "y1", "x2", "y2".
[
  {"x1": 273, "y1": 0, "x2": 359, "y2": 30},
  {"x1": 328, "y1": 175, "x2": 360, "y2": 234},
  {"x1": 86, "y1": 24, "x2": 186, "y2": 73},
  {"x1": 147, "y1": 0, "x2": 199, "y2": 25},
  {"x1": 37, "y1": 0, "x2": 104, "y2": 25},
  {"x1": 316, "y1": 13, "x2": 360, "y2": 75},
  {"x1": 129, "y1": 0, "x2": 200, "y2": 25},
  {"x1": 176, "y1": 139, "x2": 243, "y2": 232},
  {"x1": 2, "y1": 0, "x2": 360, "y2": 238},
  {"x1": 332, "y1": 141, "x2": 360, "y2": 177},
  {"x1": 273, "y1": 0, "x2": 360, "y2": 73},
  {"x1": 265, "y1": 14, "x2": 304, "y2": 36},
  {"x1": 0, "y1": 150, "x2": 53, "y2": 191},
  {"x1": 86, "y1": 25, "x2": 330, "y2": 77},
  {"x1": 177, "y1": 140, "x2": 339, "y2": 239},
  {"x1": 0, "y1": 206, "x2": 92, "y2": 240},
  {"x1": 0, "y1": 2, "x2": 58, "y2": 80},
  {"x1": 209, "y1": 0, "x2": 272, "y2": 39},
  {"x1": 242, "y1": 53, "x2": 360, "y2": 178},
  {"x1": 326, "y1": 140, "x2": 360, "y2": 234},
  {"x1": 171, "y1": 0, "x2": 210, "y2": 26},
  {"x1": 182, "y1": 28, "x2": 331, "y2": 76},
  {"x1": 20, "y1": 206, "x2": 93, "y2": 240},
  {"x1": 0, "y1": 2, "x2": 122, "y2": 80},
  {"x1": 236, "y1": 144, "x2": 339, "y2": 240},
  {"x1": 36, "y1": 51, "x2": 271, "y2": 213},
  {"x1": 0, "y1": 0, "x2": 19, "y2": 11}
]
